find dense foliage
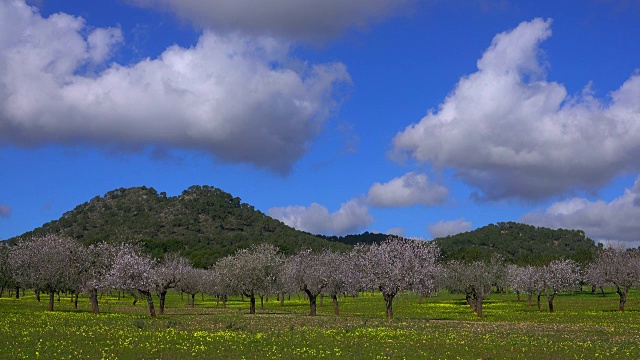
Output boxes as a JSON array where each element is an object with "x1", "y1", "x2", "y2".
[
  {"x1": 8, "y1": 186, "x2": 350, "y2": 268},
  {"x1": 434, "y1": 221, "x2": 600, "y2": 265}
]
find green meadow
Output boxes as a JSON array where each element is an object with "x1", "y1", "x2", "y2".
[{"x1": 1, "y1": 290, "x2": 639, "y2": 359}]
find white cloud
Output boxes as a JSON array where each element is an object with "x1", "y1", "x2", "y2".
[
  {"x1": 521, "y1": 177, "x2": 640, "y2": 244},
  {"x1": 392, "y1": 18, "x2": 640, "y2": 200},
  {"x1": 268, "y1": 198, "x2": 373, "y2": 236},
  {"x1": 367, "y1": 172, "x2": 448, "y2": 207},
  {"x1": 427, "y1": 218, "x2": 472, "y2": 238},
  {"x1": 125, "y1": 0, "x2": 414, "y2": 41},
  {"x1": 0, "y1": 1, "x2": 350, "y2": 173},
  {"x1": 0, "y1": 205, "x2": 11, "y2": 218}
]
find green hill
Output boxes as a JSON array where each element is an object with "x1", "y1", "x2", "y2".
[
  {"x1": 8, "y1": 185, "x2": 350, "y2": 268},
  {"x1": 433, "y1": 221, "x2": 601, "y2": 265}
]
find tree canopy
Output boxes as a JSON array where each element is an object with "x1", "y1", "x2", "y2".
[{"x1": 434, "y1": 222, "x2": 600, "y2": 265}]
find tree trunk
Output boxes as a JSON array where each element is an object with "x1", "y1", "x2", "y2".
[
  {"x1": 547, "y1": 291, "x2": 556, "y2": 313},
  {"x1": 536, "y1": 292, "x2": 542, "y2": 311},
  {"x1": 249, "y1": 294, "x2": 256, "y2": 314},
  {"x1": 222, "y1": 294, "x2": 227, "y2": 309},
  {"x1": 57, "y1": 292, "x2": 61, "y2": 302},
  {"x1": 48, "y1": 292, "x2": 55, "y2": 312},
  {"x1": 191, "y1": 294, "x2": 195, "y2": 308},
  {"x1": 89, "y1": 288, "x2": 100, "y2": 314},
  {"x1": 475, "y1": 296, "x2": 483, "y2": 318},
  {"x1": 158, "y1": 291, "x2": 167, "y2": 315},
  {"x1": 280, "y1": 292, "x2": 285, "y2": 307},
  {"x1": 260, "y1": 295, "x2": 265, "y2": 310},
  {"x1": 319, "y1": 293, "x2": 324, "y2": 308},
  {"x1": 143, "y1": 291, "x2": 156, "y2": 318},
  {"x1": 418, "y1": 294, "x2": 422, "y2": 304},
  {"x1": 304, "y1": 289, "x2": 318, "y2": 316},
  {"x1": 332, "y1": 293, "x2": 339, "y2": 315},
  {"x1": 15, "y1": 286, "x2": 20, "y2": 299},
  {"x1": 617, "y1": 285, "x2": 629, "y2": 312},
  {"x1": 527, "y1": 293, "x2": 532, "y2": 307},
  {"x1": 74, "y1": 293, "x2": 79, "y2": 309},
  {"x1": 383, "y1": 292, "x2": 395, "y2": 318},
  {"x1": 35, "y1": 290, "x2": 41, "y2": 302},
  {"x1": 516, "y1": 291, "x2": 521, "y2": 302}
]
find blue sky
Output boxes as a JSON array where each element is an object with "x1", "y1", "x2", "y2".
[{"x1": 2, "y1": 0, "x2": 640, "y2": 245}]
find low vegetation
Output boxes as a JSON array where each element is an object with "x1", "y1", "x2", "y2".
[{"x1": 1, "y1": 290, "x2": 639, "y2": 359}]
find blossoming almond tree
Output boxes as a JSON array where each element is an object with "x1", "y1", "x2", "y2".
[{"x1": 356, "y1": 237, "x2": 441, "y2": 318}]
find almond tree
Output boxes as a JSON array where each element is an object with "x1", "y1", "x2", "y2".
[
  {"x1": 356, "y1": 237, "x2": 440, "y2": 318},
  {"x1": 587, "y1": 246, "x2": 640, "y2": 311},
  {"x1": 284, "y1": 249, "x2": 333, "y2": 316},
  {"x1": 443, "y1": 260, "x2": 492, "y2": 317},
  {"x1": 323, "y1": 250, "x2": 361, "y2": 315},
  {"x1": 105, "y1": 244, "x2": 157, "y2": 317},
  {"x1": 154, "y1": 253, "x2": 191, "y2": 314},
  {"x1": 508, "y1": 265, "x2": 544, "y2": 308},
  {"x1": 178, "y1": 267, "x2": 206, "y2": 308},
  {"x1": 9, "y1": 235, "x2": 84, "y2": 312},
  {"x1": 540, "y1": 259, "x2": 581, "y2": 313},
  {"x1": 0, "y1": 245, "x2": 12, "y2": 298},
  {"x1": 79, "y1": 242, "x2": 121, "y2": 314},
  {"x1": 218, "y1": 243, "x2": 283, "y2": 314}
]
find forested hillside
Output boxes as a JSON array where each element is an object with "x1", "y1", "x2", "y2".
[
  {"x1": 434, "y1": 222, "x2": 601, "y2": 265},
  {"x1": 9, "y1": 186, "x2": 350, "y2": 268}
]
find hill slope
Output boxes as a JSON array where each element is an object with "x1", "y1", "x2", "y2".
[
  {"x1": 9, "y1": 185, "x2": 350, "y2": 268},
  {"x1": 433, "y1": 221, "x2": 601, "y2": 265}
]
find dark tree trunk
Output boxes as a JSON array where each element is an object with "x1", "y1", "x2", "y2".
[
  {"x1": 280, "y1": 292, "x2": 285, "y2": 307},
  {"x1": 418, "y1": 294, "x2": 422, "y2": 304},
  {"x1": 35, "y1": 290, "x2": 41, "y2": 302},
  {"x1": 517, "y1": 291, "x2": 521, "y2": 302},
  {"x1": 74, "y1": 293, "x2": 78, "y2": 309},
  {"x1": 191, "y1": 294, "x2": 195, "y2": 308},
  {"x1": 158, "y1": 291, "x2": 167, "y2": 315},
  {"x1": 546, "y1": 291, "x2": 556, "y2": 313},
  {"x1": 222, "y1": 294, "x2": 227, "y2": 309},
  {"x1": 304, "y1": 289, "x2": 318, "y2": 316},
  {"x1": 475, "y1": 296, "x2": 483, "y2": 318},
  {"x1": 537, "y1": 292, "x2": 542, "y2": 311},
  {"x1": 527, "y1": 293, "x2": 532, "y2": 307},
  {"x1": 383, "y1": 292, "x2": 395, "y2": 318},
  {"x1": 15, "y1": 286, "x2": 20, "y2": 299},
  {"x1": 57, "y1": 292, "x2": 61, "y2": 302},
  {"x1": 89, "y1": 288, "x2": 99, "y2": 314},
  {"x1": 617, "y1": 285, "x2": 629, "y2": 312},
  {"x1": 332, "y1": 293, "x2": 339, "y2": 315},
  {"x1": 143, "y1": 291, "x2": 156, "y2": 318},
  {"x1": 260, "y1": 295, "x2": 265, "y2": 310},
  {"x1": 48, "y1": 292, "x2": 55, "y2": 312},
  {"x1": 600, "y1": 286, "x2": 605, "y2": 297},
  {"x1": 249, "y1": 294, "x2": 256, "y2": 314},
  {"x1": 591, "y1": 285, "x2": 596, "y2": 294}
]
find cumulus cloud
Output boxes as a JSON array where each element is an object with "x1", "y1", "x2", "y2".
[
  {"x1": 125, "y1": 0, "x2": 414, "y2": 41},
  {"x1": 0, "y1": 1, "x2": 349, "y2": 173},
  {"x1": 268, "y1": 198, "x2": 373, "y2": 236},
  {"x1": 521, "y1": 177, "x2": 640, "y2": 244},
  {"x1": 392, "y1": 18, "x2": 640, "y2": 200},
  {"x1": 427, "y1": 218, "x2": 472, "y2": 238},
  {"x1": 367, "y1": 172, "x2": 448, "y2": 207},
  {"x1": 0, "y1": 205, "x2": 11, "y2": 218}
]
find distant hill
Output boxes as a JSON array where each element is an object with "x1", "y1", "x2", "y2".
[
  {"x1": 8, "y1": 185, "x2": 351, "y2": 268},
  {"x1": 433, "y1": 221, "x2": 601, "y2": 265}
]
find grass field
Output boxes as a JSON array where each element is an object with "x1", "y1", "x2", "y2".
[{"x1": 1, "y1": 289, "x2": 639, "y2": 359}]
